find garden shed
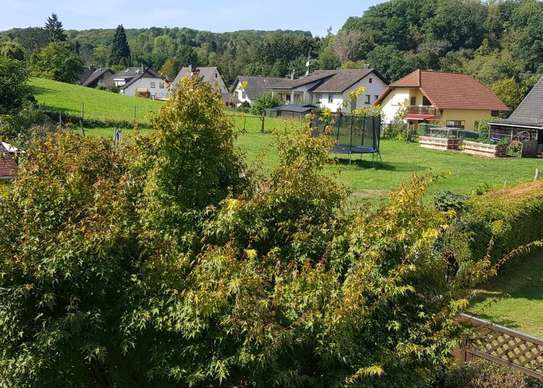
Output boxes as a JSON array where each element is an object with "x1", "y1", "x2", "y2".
[{"x1": 489, "y1": 76, "x2": 543, "y2": 156}]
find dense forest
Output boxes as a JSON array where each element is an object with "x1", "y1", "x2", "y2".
[{"x1": 2, "y1": 0, "x2": 543, "y2": 107}]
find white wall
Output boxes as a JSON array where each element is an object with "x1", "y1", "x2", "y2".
[
  {"x1": 121, "y1": 77, "x2": 168, "y2": 100},
  {"x1": 233, "y1": 82, "x2": 251, "y2": 105},
  {"x1": 380, "y1": 89, "x2": 411, "y2": 124},
  {"x1": 315, "y1": 73, "x2": 388, "y2": 113}
]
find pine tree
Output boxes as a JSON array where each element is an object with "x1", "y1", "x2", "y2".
[
  {"x1": 110, "y1": 25, "x2": 131, "y2": 67},
  {"x1": 45, "y1": 13, "x2": 67, "y2": 43}
]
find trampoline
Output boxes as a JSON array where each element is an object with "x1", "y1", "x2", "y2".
[{"x1": 311, "y1": 114, "x2": 382, "y2": 161}]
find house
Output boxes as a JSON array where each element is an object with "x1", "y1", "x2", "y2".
[
  {"x1": 232, "y1": 76, "x2": 293, "y2": 106},
  {"x1": 489, "y1": 76, "x2": 543, "y2": 155},
  {"x1": 172, "y1": 66, "x2": 232, "y2": 104},
  {"x1": 232, "y1": 69, "x2": 388, "y2": 113},
  {"x1": 114, "y1": 67, "x2": 168, "y2": 100},
  {"x1": 81, "y1": 68, "x2": 115, "y2": 89},
  {"x1": 310, "y1": 69, "x2": 387, "y2": 113},
  {"x1": 376, "y1": 69, "x2": 509, "y2": 131},
  {"x1": 0, "y1": 143, "x2": 18, "y2": 181}
]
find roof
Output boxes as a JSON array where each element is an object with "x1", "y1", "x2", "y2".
[
  {"x1": 313, "y1": 69, "x2": 380, "y2": 93},
  {"x1": 113, "y1": 67, "x2": 160, "y2": 81},
  {"x1": 0, "y1": 144, "x2": 17, "y2": 180},
  {"x1": 493, "y1": 76, "x2": 543, "y2": 127},
  {"x1": 82, "y1": 68, "x2": 113, "y2": 87},
  {"x1": 119, "y1": 68, "x2": 162, "y2": 90},
  {"x1": 77, "y1": 68, "x2": 95, "y2": 85},
  {"x1": 376, "y1": 69, "x2": 508, "y2": 111},
  {"x1": 272, "y1": 104, "x2": 317, "y2": 113},
  {"x1": 233, "y1": 76, "x2": 292, "y2": 100},
  {"x1": 172, "y1": 67, "x2": 228, "y2": 94},
  {"x1": 288, "y1": 70, "x2": 338, "y2": 89}
]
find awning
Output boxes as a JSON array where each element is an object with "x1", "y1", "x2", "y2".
[{"x1": 405, "y1": 114, "x2": 438, "y2": 121}]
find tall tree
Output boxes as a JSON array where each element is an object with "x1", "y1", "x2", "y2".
[
  {"x1": 44, "y1": 13, "x2": 67, "y2": 43},
  {"x1": 110, "y1": 25, "x2": 131, "y2": 67}
]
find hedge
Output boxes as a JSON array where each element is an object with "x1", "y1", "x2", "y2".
[{"x1": 463, "y1": 180, "x2": 543, "y2": 264}]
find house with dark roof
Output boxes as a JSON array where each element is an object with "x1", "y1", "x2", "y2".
[
  {"x1": 489, "y1": 76, "x2": 543, "y2": 154},
  {"x1": 114, "y1": 67, "x2": 167, "y2": 100},
  {"x1": 81, "y1": 68, "x2": 115, "y2": 89},
  {"x1": 171, "y1": 66, "x2": 233, "y2": 104},
  {"x1": 232, "y1": 69, "x2": 387, "y2": 113},
  {"x1": 232, "y1": 76, "x2": 293, "y2": 105},
  {"x1": 376, "y1": 69, "x2": 509, "y2": 131}
]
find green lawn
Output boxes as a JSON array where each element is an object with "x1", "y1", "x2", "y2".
[
  {"x1": 30, "y1": 78, "x2": 543, "y2": 201},
  {"x1": 31, "y1": 78, "x2": 164, "y2": 126},
  {"x1": 470, "y1": 253, "x2": 543, "y2": 338}
]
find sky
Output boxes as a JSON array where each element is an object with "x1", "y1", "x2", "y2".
[{"x1": 1, "y1": 0, "x2": 383, "y2": 36}]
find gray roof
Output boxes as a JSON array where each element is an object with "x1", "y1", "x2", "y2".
[
  {"x1": 113, "y1": 67, "x2": 160, "y2": 81},
  {"x1": 172, "y1": 67, "x2": 229, "y2": 94},
  {"x1": 118, "y1": 68, "x2": 162, "y2": 90},
  {"x1": 313, "y1": 69, "x2": 379, "y2": 93},
  {"x1": 77, "y1": 68, "x2": 95, "y2": 85},
  {"x1": 82, "y1": 68, "x2": 113, "y2": 87},
  {"x1": 234, "y1": 76, "x2": 292, "y2": 100},
  {"x1": 288, "y1": 70, "x2": 338, "y2": 89},
  {"x1": 495, "y1": 76, "x2": 543, "y2": 127}
]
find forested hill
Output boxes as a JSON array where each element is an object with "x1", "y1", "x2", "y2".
[{"x1": 3, "y1": 0, "x2": 543, "y2": 108}]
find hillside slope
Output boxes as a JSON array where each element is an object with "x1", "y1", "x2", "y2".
[{"x1": 31, "y1": 78, "x2": 164, "y2": 126}]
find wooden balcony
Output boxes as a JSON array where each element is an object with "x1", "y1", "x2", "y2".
[{"x1": 408, "y1": 106, "x2": 441, "y2": 117}]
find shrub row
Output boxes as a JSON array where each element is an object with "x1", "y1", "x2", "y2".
[{"x1": 462, "y1": 180, "x2": 543, "y2": 264}]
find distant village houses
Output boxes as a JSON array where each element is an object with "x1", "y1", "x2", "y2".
[
  {"x1": 114, "y1": 67, "x2": 168, "y2": 100},
  {"x1": 232, "y1": 68, "x2": 388, "y2": 113}
]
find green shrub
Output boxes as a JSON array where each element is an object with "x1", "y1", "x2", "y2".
[
  {"x1": 463, "y1": 181, "x2": 543, "y2": 264},
  {"x1": 250, "y1": 93, "x2": 282, "y2": 116}
]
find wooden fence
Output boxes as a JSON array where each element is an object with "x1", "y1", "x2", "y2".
[{"x1": 457, "y1": 313, "x2": 543, "y2": 380}]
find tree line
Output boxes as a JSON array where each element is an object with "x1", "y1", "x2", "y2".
[{"x1": 2, "y1": 0, "x2": 543, "y2": 108}]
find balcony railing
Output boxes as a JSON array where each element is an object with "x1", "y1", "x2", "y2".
[{"x1": 408, "y1": 106, "x2": 441, "y2": 116}]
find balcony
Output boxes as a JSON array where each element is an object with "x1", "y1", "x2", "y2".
[{"x1": 407, "y1": 106, "x2": 441, "y2": 117}]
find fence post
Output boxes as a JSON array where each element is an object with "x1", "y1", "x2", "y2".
[{"x1": 260, "y1": 115, "x2": 265, "y2": 134}]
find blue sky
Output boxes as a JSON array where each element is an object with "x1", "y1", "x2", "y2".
[{"x1": 2, "y1": 0, "x2": 383, "y2": 36}]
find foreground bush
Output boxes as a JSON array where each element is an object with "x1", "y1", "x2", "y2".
[
  {"x1": 442, "y1": 360, "x2": 537, "y2": 388},
  {"x1": 0, "y1": 76, "x2": 505, "y2": 387}
]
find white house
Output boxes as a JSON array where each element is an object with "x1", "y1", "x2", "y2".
[
  {"x1": 309, "y1": 69, "x2": 388, "y2": 113},
  {"x1": 114, "y1": 67, "x2": 168, "y2": 100},
  {"x1": 232, "y1": 69, "x2": 388, "y2": 113}
]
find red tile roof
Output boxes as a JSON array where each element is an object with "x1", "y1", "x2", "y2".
[{"x1": 376, "y1": 69, "x2": 509, "y2": 111}]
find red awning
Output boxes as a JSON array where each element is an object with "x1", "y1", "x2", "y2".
[{"x1": 405, "y1": 114, "x2": 438, "y2": 121}]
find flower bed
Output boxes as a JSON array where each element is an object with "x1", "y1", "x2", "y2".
[
  {"x1": 462, "y1": 140, "x2": 507, "y2": 158},
  {"x1": 419, "y1": 136, "x2": 462, "y2": 151}
]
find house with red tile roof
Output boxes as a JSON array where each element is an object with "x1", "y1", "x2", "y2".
[{"x1": 375, "y1": 69, "x2": 509, "y2": 131}]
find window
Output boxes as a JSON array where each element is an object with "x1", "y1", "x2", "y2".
[
  {"x1": 150, "y1": 82, "x2": 156, "y2": 89},
  {"x1": 422, "y1": 96, "x2": 431, "y2": 106},
  {"x1": 328, "y1": 94, "x2": 334, "y2": 104},
  {"x1": 351, "y1": 98, "x2": 357, "y2": 111},
  {"x1": 446, "y1": 120, "x2": 465, "y2": 129},
  {"x1": 159, "y1": 82, "x2": 165, "y2": 89},
  {"x1": 374, "y1": 95, "x2": 379, "y2": 102},
  {"x1": 369, "y1": 78, "x2": 373, "y2": 84},
  {"x1": 474, "y1": 121, "x2": 479, "y2": 130},
  {"x1": 365, "y1": 94, "x2": 371, "y2": 105},
  {"x1": 410, "y1": 96, "x2": 417, "y2": 106}
]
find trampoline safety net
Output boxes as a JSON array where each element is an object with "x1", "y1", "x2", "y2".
[{"x1": 311, "y1": 114, "x2": 382, "y2": 155}]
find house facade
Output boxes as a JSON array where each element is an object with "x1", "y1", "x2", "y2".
[
  {"x1": 489, "y1": 76, "x2": 543, "y2": 154},
  {"x1": 172, "y1": 66, "x2": 233, "y2": 104},
  {"x1": 115, "y1": 67, "x2": 167, "y2": 100},
  {"x1": 376, "y1": 69, "x2": 509, "y2": 131},
  {"x1": 81, "y1": 68, "x2": 115, "y2": 89},
  {"x1": 233, "y1": 69, "x2": 387, "y2": 113}
]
